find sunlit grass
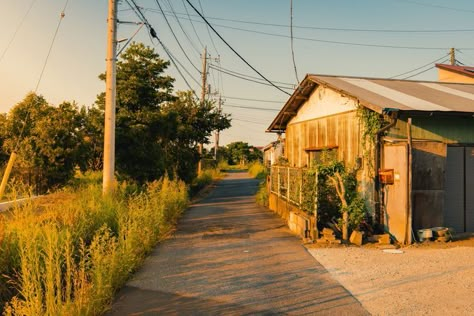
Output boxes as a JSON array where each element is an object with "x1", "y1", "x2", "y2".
[{"x1": 0, "y1": 172, "x2": 188, "y2": 315}]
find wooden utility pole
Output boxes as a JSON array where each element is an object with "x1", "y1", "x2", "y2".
[
  {"x1": 450, "y1": 47, "x2": 455, "y2": 65},
  {"x1": 197, "y1": 47, "x2": 207, "y2": 174},
  {"x1": 103, "y1": 0, "x2": 118, "y2": 194},
  {"x1": 214, "y1": 94, "x2": 222, "y2": 161}
]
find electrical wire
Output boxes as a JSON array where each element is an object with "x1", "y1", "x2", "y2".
[
  {"x1": 184, "y1": 0, "x2": 292, "y2": 96},
  {"x1": 290, "y1": 0, "x2": 299, "y2": 84},
  {"x1": 209, "y1": 64, "x2": 294, "y2": 90},
  {"x1": 14, "y1": 0, "x2": 69, "y2": 152},
  {"x1": 124, "y1": 0, "x2": 200, "y2": 97},
  {"x1": 223, "y1": 96, "x2": 284, "y2": 103},
  {"x1": 155, "y1": 0, "x2": 201, "y2": 73},
  {"x1": 117, "y1": 23, "x2": 145, "y2": 56},
  {"x1": 0, "y1": 0, "x2": 38, "y2": 64},
  {"x1": 197, "y1": 0, "x2": 219, "y2": 55},
  {"x1": 209, "y1": 63, "x2": 294, "y2": 87},
  {"x1": 456, "y1": 49, "x2": 474, "y2": 65},
  {"x1": 388, "y1": 54, "x2": 449, "y2": 79},
  {"x1": 396, "y1": 0, "x2": 474, "y2": 14},
  {"x1": 181, "y1": 0, "x2": 204, "y2": 48},
  {"x1": 401, "y1": 63, "x2": 445, "y2": 80},
  {"x1": 164, "y1": 0, "x2": 201, "y2": 55},
  {"x1": 225, "y1": 103, "x2": 280, "y2": 112},
  {"x1": 148, "y1": 9, "x2": 474, "y2": 33}
]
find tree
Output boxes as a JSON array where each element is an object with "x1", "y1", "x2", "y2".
[
  {"x1": 94, "y1": 42, "x2": 175, "y2": 182},
  {"x1": 93, "y1": 42, "x2": 231, "y2": 183},
  {"x1": 1, "y1": 93, "x2": 87, "y2": 191},
  {"x1": 226, "y1": 141, "x2": 262, "y2": 166},
  {"x1": 160, "y1": 91, "x2": 231, "y2": 182}
]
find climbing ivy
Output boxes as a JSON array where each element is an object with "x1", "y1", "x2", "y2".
[{"x1": 357, "y1": 106, "x2": 382, "y2": 176}]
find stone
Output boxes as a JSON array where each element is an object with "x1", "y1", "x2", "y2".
[{"x1": 350, "y1": 230, "x2": 363, "y2": 246}]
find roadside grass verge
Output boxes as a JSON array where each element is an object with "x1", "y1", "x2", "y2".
[
  {"x1": 0, "y1": 173, "x2": 188, "y2": 315},
  {"x1": 247, "y1": 162, "x2": 269, "y2": 206}
]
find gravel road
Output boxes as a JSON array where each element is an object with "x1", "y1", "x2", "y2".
[{"x1": 308, "y1": 245, "x2": 474, "y2": 315}]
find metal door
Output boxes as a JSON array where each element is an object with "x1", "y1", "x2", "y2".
[
  {"x1": 466, "y1": 147, "x2": 474, "y2": 231},
  {"x1": 444, "y1": 147, "x2": 465, "y2": 232}
]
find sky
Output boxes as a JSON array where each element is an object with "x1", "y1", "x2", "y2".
[{"x1": 1, "y1": 0, "x2": 474, "y2": 148}]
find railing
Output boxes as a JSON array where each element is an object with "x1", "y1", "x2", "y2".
[{"x1": 270, "y1": 166, "x2": 318, "y2": 214}]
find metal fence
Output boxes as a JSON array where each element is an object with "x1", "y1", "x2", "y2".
[{"x1": 270, "y1": 166, "x2": 318, "y2": 214}]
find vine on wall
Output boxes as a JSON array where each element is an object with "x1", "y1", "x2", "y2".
[{"x1": 357, "y1": 106, "x2": 382, "y2": 176}]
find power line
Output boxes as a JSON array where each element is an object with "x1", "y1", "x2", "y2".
[
  {"x1": 224, "y1": 103, "x2": 280, "y2": 112},
  {"x1": 154, "y1": 0, "x2": 201, "y2": 73},
  {"x1": 401, "y1": 64, "x2": 442, "y2": 80},
  {"x1": 148, "y1": 9, "x2": 474, "y2": 33},
  {"x1": 223, "y1": 96, "x2": 284, "y2": 103},
  {"x1": 389, "y1": 54, "x2": 449, "y2": 79},
  {"x1": 209, "y1": 63, "x2": 294, "y2": 86},
  {"x1": 290, "y1": 0, "x2": 299, "y2": 84},
  {"x1": 197, "y1": 0, "x2": 219, "y2": 55},
  {"x1": 0, "y1": 0, "x2": 38, "y2": 64},
  {"x1": 209, "y1": 64, "x2": 294, "y2": 90},
  {"x1": 164, "y1": 0, "x2": 201, "y2": 54},
  {"x1": 183, "y1": 0, "x2": 292, "y2": 96},
  {"x1": 180, "y1": 0, "x2": 204, "y2": 48},
  {"x1": 15, "y1": 0, "x2": 70, "y2": 152},
  {"x1": 123, "y1": 0, "x2": 200, "y2": 97},
  {"x1": 397, "y1": 0, "x2": 474, "y2": 14}
]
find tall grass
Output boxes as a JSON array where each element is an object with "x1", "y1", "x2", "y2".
[
  {"x1": 0, "y1": 173, "x2": 188, "y2": 315},
  {"x1": 248, "y1": 161, "x2": 267, "y2": 180}
]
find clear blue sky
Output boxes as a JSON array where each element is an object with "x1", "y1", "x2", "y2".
[{"x1": 1, "y1": 0, "x2": 474, "y2": 147}]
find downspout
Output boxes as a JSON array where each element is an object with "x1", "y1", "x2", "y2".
[{"x1": 374, "y1": 110, "x2": 399, "y2": 229}]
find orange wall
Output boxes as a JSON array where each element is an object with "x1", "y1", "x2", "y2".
[{"x1": 438, "y1": 69, "x2": 474, "y2": 83}]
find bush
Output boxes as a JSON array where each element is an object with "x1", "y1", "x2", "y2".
[
  {"x1": 0, "y1": 176, "x2": 188, "y2": 315},
  {"x1": 248, "y1": 161, "x2": 267, "y2": 179}
]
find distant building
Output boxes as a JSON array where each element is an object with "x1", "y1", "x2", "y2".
[{"x1": 436, "y1": 63, "x2": 474, "y2": 83}]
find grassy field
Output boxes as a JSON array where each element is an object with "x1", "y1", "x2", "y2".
[{"x1": 0, "y1": 172, "x2": 189, "y2": 315}]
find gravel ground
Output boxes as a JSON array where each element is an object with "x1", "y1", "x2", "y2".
[{"x1": 308, "y1": 241, "x2": 474, "y2": 315}]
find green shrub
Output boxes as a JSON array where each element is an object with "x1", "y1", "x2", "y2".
[{"x1": 248, "y1": 161, "x2": 267, "y2": 179}]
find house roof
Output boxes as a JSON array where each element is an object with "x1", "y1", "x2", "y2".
[
  {"x1": 266, "y1": 74, "x2": 474, "y2": 132},
  {"x1": 436, "y1": 63, "x2": 474, "y2": 79}
]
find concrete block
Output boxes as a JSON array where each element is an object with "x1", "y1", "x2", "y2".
[
  {"x1": 377, "y1": 234, "x2": 391, "y2": 245},
  {"x1": 350, "y1": 230, "x2": 363, "y2": 246}
]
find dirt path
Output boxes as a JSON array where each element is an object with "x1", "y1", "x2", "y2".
[{"x1": 108, "y1": 171, "x2": 367, "y2": 315}]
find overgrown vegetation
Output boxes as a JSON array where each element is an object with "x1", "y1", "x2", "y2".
[
  {"x1": 0, "y1": 172, "x2": 188, "y2": 314},
  {"x1": 357, "y1": 106, "x2": 382, "y2": 176}
]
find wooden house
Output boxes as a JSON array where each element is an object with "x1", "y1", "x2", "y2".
[{"x1": 267, "y1": 74, "x2": 474, "y2": 243}]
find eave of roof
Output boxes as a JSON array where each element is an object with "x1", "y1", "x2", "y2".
[{"x1": 266, "y1": 74, "x2": 474, "y2": 133}]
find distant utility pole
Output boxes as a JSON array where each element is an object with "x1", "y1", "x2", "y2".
[
  {"x1": 450, "y1": 47, "x2": 456, "y2": 66},
  {"x1": 198, "y1": 47, "x2": 207, "y2": 174},
  {"x1": 103, "y1": 0, "x2": 118, "y2": 194},
  {"x1": 214, "y1": 94, "x2": 222, "y2": 161}
]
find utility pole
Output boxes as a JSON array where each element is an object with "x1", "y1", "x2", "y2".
[
  {"x1": 214, "y1": 94, "x2": 222, "y2": 161},
  {"x1": 450, "y1": 47, "x2": 456, "y2": 66},
  {"x1": 197, "y1": 47, "x2": 207, "y2": 174},
  {"x1": 103, "y1": 0, "x2": 118, "y2": 194}
]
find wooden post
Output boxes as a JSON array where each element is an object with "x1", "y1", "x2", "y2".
[
  {"x1": 277, "y1": 167, "x2": 281, "y2": 198},
  {"x1": 287, "y1": 167, "x2": 290, "y2": 201},
  {"x1": 0, "y1": 152, "x2": 17, "y2": 200},
  {"x1": 406, "y1": 118, "x2": 413, "y2": 244},
  {"x1": 313, "y1": 169, "x2": 319, "y2": 240}
]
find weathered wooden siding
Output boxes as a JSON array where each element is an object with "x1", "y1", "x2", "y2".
[{"x1": 285, "y1": 111, "x2": 361, "y2": 168}]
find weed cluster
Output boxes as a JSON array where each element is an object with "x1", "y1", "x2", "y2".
[{"x1": 0, "y1": 173, "x2": 188, "y2": 315}]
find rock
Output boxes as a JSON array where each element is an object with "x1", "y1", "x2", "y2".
[{"x1": 350, "y1": 230, "x2": 364, "y2": 246}]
